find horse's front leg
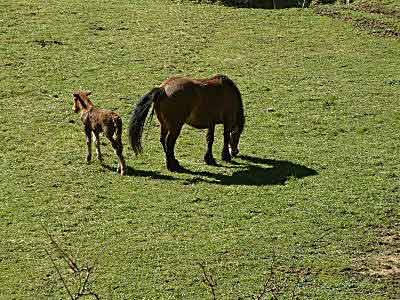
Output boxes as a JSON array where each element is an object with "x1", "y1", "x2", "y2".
[
  {"x1": 93, "y1": 132, "x2": 103, "y2": 163},
  {"x1": 85, "y1": 127, "x2": 92, "y2": 163},
  {"x1": 204, "y1": 124, "x2": 217, "y2": 165},
  {"x1": 221, "y1": 126, "x2": 232, "y2": 162}
]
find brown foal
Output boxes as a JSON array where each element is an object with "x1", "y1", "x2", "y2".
[{"x1": 72, "y1": 91, "x2": 126, "y2": 175}]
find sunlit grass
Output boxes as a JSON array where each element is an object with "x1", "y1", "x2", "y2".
[{"x1": 0, "y1": 0, "x2": 399, "y2": 298}]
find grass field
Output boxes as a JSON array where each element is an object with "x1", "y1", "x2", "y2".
[{"x1": 1, "y1": 0, "x2": 399, "y2": 298}]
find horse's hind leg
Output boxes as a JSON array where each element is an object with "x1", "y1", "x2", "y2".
[
  {"x1": 165, "y1": 125, "x2": 184, "y2": 172},
  {"x1": 160, "y1": 123, "x2": 168, "y2": 155},
  {"x1": 85, "y1": 127, "x2": 92, "y2": 163},
  {"x1": 93, "y1": 132, "x2": 103, "y2": 163},
  {"x1": 221, "y1": 125, "x2": 232, "y2": 162},
  {"x1": 204, "y1": 124, "x2": 217, "y2": 165}
]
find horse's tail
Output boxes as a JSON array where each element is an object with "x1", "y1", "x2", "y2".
[
  {"x1": 221, "y1": 75, "x2": 245, "y2": 134},
  {"x1": 128, "y1": 87, "x2": 165, "y2": 155}
]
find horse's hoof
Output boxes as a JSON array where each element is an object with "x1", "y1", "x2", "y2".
[
  {"x1": 167, "y1": 160, "x2": 184, "y2": 172},
  {"x1": 120, "y1": 165, "x2": 127, "y2": 176},
  {"x1": 230, "y1": 148, "x2": 239, "y2": 157},
  {"x1": 168, "y1": 165, "x2": 185, "y2": 173},
  {"x1": 222, "y1": 153, "x2": 232, "y2": 162},
  {"x1": 204, "y1": 156, "x2": 217, "y2": 166}
]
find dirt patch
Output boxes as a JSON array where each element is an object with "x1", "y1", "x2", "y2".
[
  {"x1": 32, "y1": 40, "x2": 65, "y2": 47},
  {"x1": 181, "y1": 0, "x2": 309, "y2": 9},
  {"x1": 314, "y1": 5, "x2": 400, "y2": 38},
  {"x1": 368, "y1": 255, "x2": 400, "y2": 277},
  {"x1": 359, "y1": 230, "x2": 400, "y2": 280},
  {"x1": 355, "y1": 1, "x2": 400, "y2": 18},
  {"x1": 354, "y1": 18, "x2": 400, "y2": 38}
]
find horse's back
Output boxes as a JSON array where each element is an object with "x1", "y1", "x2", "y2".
[{"x1": 157, "y1": 75, "x2": 241, "y2": 129}]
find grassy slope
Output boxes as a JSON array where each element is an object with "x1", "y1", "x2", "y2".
[{"x1": 0, "y1": 0, "x2": 399, "y2": 298}]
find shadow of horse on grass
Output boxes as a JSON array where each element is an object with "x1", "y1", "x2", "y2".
[
  {"x1": 102, "y1": 155, "x2": 318, "y2": 186},
  {"x1": 182, "y1": 155, "x2": 318, "y2": 186}
]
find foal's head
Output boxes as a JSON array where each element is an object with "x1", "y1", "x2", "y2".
[{"x1": 72, "y1": 91, "x2": 93, "y2": 113}]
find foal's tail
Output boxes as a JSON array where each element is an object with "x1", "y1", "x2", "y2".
[
  {"x1": 114, "y1": 116, "x2": 124, "y2": 145},
  {"x1": 128, "y1": 87, "x2": 165, "y2": 155}
]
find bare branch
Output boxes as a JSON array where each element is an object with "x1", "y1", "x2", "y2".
[
  {"x1": 199, "y1": 263, "x2": 217, "y2": 300},
  {"x1": 78, "y1": 265, "x2": 92, "y2": 296},
  {"x1": 42, "y1": 224, "x2": 102, "y2": 299},
  {"x1": 41, "y1": 223, "x2": 79, "y2": 273},
  {"x1": 44, "y1": 248, "x2": 74, "y2": 300}
]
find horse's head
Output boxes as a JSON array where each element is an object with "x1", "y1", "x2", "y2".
[
  {"x1": 229, "y1": 127, "x2": 242, "y2": 157},
  {"x1": 72, "y1": 91, "x2": 92, "y2": 113},
  {"x1": 230, "y1": 108, "x2": 245, "y2": 157}
]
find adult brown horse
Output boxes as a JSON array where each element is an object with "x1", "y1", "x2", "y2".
[{"x1": 128, "y1": 74, "x2": 245, "y2": 172}]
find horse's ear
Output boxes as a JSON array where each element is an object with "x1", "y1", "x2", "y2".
[
  {"x1": 86, "y1": 91, "x2": 92, "y2": 96},
  {"x1": 73, "y1": 92, "x2": 79, "y2": 98}
]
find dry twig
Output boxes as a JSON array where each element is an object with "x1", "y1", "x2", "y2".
[
  {"x1": 199, "y1": 262, "x2": 217, "y2": 300},
  {"x1": 42, "y1": 224, "x2": 102, "y2": 299}
]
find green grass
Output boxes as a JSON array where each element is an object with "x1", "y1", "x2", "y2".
[{"x1": 1, "y1": 0, "x2": 399, "y2": 298}]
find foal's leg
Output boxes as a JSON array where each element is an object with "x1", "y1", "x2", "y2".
[
  {"x1": 116, "y1": 135, "x2": 127, "y2": 176},
  {"x1": 107, "y1": 134, "x2": 126, "y2": 176},
  {"x1": 165, "y1": 125, "x2": 184, "y2": 172},
  {"x1": 93, "y1": 132, "x2": 103, "y2": 163},
  {"x1": 221, "y1": 125, "x2": 232, "y2": 162},
  {"x1": 204, "y1": 124, "x2": 217, "y2": 165},
  {"x1": 85, "y1": 127, "x2": 92, "y2": 163}
]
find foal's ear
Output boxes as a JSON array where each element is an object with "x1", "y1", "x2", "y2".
[
  {"x1": 73, "y1": 92, "x2": 79, "y2": 98},
  {"x1": 85, "y1": 91, "x2": 92, "y2": 96}
]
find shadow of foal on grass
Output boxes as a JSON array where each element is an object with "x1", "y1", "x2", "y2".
[
  {"x1": 102, "y1": 165, "x2": 176, "y2": 181},
  {"x1": 183, "y1": 155, "x2": 318, "y2": 186}
]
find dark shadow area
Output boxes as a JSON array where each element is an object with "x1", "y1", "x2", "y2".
[
  {"x1": 182, "y1": 155, "x2": 318, "y2": 186},
  {"x1": 100, "y1": 156, "x2": 317, "y2": 186},
  {"x1": 102, "y1": 164, "x2": 176, "y2": 181}
]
